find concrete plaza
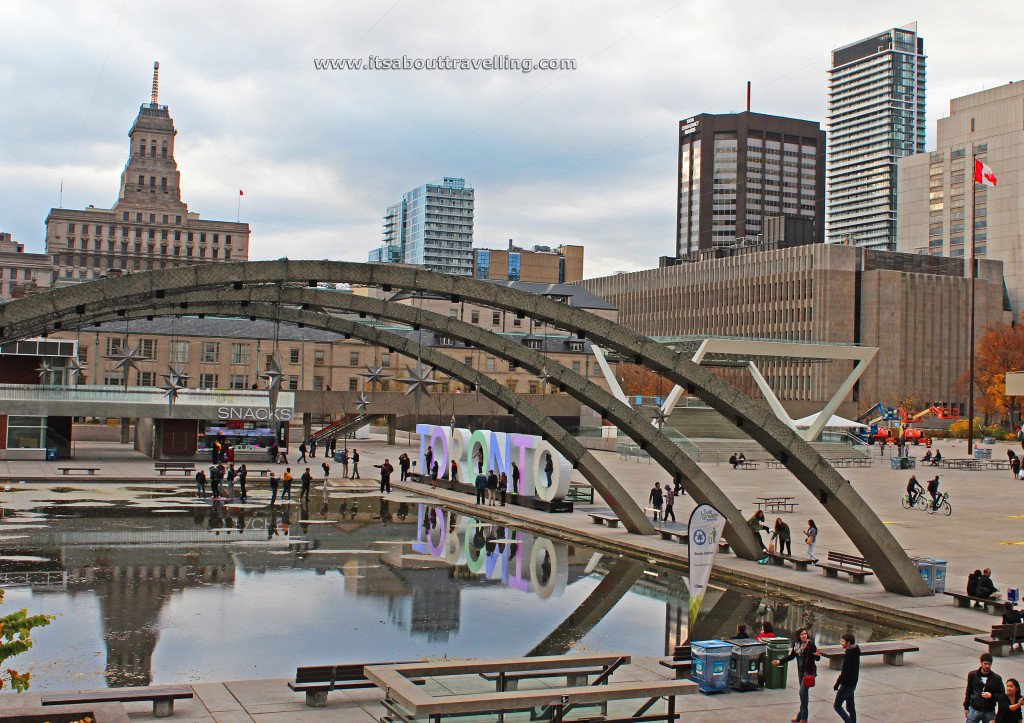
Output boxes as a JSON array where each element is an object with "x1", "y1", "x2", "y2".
[{"x1": 1, "y1": 434, "x2": 1023, "y2": 721}]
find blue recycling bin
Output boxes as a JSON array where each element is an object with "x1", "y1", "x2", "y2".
[
  {"x1": 727, "y1": 639, "x2": 766, "y2": 690},
  {"x1": 913, "y1": 558, "x2": 948, "y2": 593},
  {"x1": 691, "y1": 640, "x2": 732, "y2": 693}
]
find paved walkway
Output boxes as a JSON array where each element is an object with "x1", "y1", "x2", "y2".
[{"x1": 3, "y1": 435, "x2": 1024, "y2": 721}]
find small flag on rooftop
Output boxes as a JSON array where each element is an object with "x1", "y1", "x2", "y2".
[{"x1": 975, "y1": 160, "x2": 997, "y2": 187}]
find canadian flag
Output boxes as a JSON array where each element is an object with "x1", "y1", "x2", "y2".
[
  {"x1": 239, "y1": 189, "x2": 244, "y2": 196},
  {"x1": 975, "y1": 160, "x2": 997, "y2": 187}
]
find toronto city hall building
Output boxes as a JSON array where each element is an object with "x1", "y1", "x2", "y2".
[
  {"x1": 827, "y1": 24, "x2": 927, "y2": 250},
  {"x1": 43, "y1": 64, "x2": 250, "y2": 283},
  {"x1": 675, "y1": 112, "x2": 825, "y2": 257}
]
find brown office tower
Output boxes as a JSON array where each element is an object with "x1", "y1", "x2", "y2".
[
  {"x1": 675, "y1": 112, "x2": 825, "y2": 257},
  {"x1": 45, "y1": 63, "x2": 250, "y2": 284}
]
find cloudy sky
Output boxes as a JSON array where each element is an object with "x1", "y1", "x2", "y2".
[{"x1": 1, "y1": 0, "x2": 1020, "y2": 278}]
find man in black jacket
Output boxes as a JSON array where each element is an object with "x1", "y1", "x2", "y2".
[
  {"x1": 833, "y1": 633, "x2": 860, "y2": 723},
  {"x1": 965, "y1": 653, "x2": 1003, "y2": 722},
  {"x1": 976, "y1": 569, "x2": 1000, "y2": 601}
]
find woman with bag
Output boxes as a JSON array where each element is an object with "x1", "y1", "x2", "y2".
[
  {"x1": 773, "y1": 627, "x2": 819, "y2": 722},
  {"x1": 772, "y1": 517, "x2": 792, "y2": 556},
  {"x1": 804, "y1": 519, "x2": 818, "y2": 561}
]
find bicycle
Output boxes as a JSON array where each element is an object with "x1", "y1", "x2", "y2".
[
  {"x1": 926, "y1": 492, "x2": 952, "y2": 516},
  {"x1": 902, "y1": 492, "x2": 930, "y2": 510}
]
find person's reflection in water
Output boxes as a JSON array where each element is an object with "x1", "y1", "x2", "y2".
[
  {"x1": 267, "y1": 507, "x2": 279, "y2": 539},
  {"x1": 429, "y1": 508, "x2": 439, "y2": 530},
  {"x1": 379, "y1": 497, "x2": 391, "y2": 527},
  {"x1": 300, "y1": 502, "x2": 310, "y2": 534},
  {"x1": 236, "y1": 507, "x2": 246, "y2": 533},
  {"x1": 397, "y1": 501, "x2": 409, "y2": 521},
  {"x1": 350, "y1": 501, "x2": 358, "y2": 520},
  {"x1": 339, "y1": 501, "x2": 348, "y2": 519},
  {"x1": 281, "y1": 506, "x2": 291, "y2": 536},
  {"x1": 193, "y1": 507, "x2": 207, "y2": 526},
  {"x1": 209, "y1": 501, "x2": 224, "y2": 531}
]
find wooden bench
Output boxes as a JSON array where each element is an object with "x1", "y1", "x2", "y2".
[
  {"x1": 289, "y1": 662, "x2": 421, "y2": 707},
  {"x1": 944, "y1": 591, "x2": 1014, "y2": 616},
  {"x1": 658, "y1": 644, "x2": 693, "y2": 679},
  {"x1": 766, "y1": 552, "x2": 814, "y2": 571},
  {"x1": 659, "y1": 528, "x2": 689, "y2": 544},
  {"x1": 57, "y1": 467, "x2": 99, "y2": 476},
  {"x1": 154, "y1": 461, "x2": 196, "y2": 476},
  {"x1": 818, "y1": 641, "x2": 919, "y2": 669},
  {"x1": 975, "y1": 623, "x2": 1024, "y2": 657},
  {"x1": 567, "y1": 481, "x2": 595, "y2": 504},
  {"x1": 766, "y1": 460, "x2": 786, "y2": 469},
  {"x1": 737, "y1": 461, "x2": 760, "y2": 470},
  {"x1": 42, "y1": 685, "x2": 193, "y2": 718},
  {"x1": 250, "y1": 468, "x2": 273, "y2": 477},
  {"x1": 479, "y1": 665, "x2": 609, "y2": 691},
  {"x1": 816, "y1": 551, "x2": 874, "y2": 584},
  {"x1": 588, "y1": 512, "x2": 620, "y2": 528}
]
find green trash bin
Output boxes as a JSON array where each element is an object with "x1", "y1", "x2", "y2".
[{"x1": 763, "y1": 637, "x2": 791, "y2": 689}]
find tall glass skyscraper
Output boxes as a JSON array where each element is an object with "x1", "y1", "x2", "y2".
[
  {"x1": 827, "y1": 23, "x2": 926, "y2": 250},
  {"x1": 369, "y1": 177, "x2": 474, "y2": 275}
]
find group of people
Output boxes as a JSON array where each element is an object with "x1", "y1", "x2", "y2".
[
  {"x1": 474, "y1": 469, "x2": 509, "y2": 506},
  {"x1": 728, "y1": 452, "x2": 747, "y2": 468},
  {"x1": 647, "y1": 479, "x2": 687, "y2": 521},
  {"x1": 906, "y1": 474, "x2": 943, "y2": 509},
  {"x1": 747, "y1": 511, "x2": 818, "y2": 561},
  {"x1": 297, "y1": 436, "x2": 337, "y2": 462},
  {"x1": 920, "y1": 448, "x2": 943, "y2": 466},
  {"x1": 1008, "y1": 450, "x2": 1023, "y2": 479},
  {"x1": 196, "y1": 462, "x2": 248, "y2": 501}
]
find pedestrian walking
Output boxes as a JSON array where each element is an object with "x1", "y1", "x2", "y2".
[
  {"x1": 450, "y1": 459, "x2": 459, "y2": 487},
  {"x1": 329, "y1": 436, "x2": 337, "y2": 457},
  {"x1": 195, "y1": 469, "x2": 207, "y2": 499},
  {"x1": 321, "y1": 461, "x2": 330, "y2": 494},
  {"x1": 965, "y1": 653, "x2": 1004, "y2": 722},
  {"x1": 271, "y1": 441, "x2": 279, "y2": 464},
  {"x1": 298, "y1": 441, "x2": 308, "y2": 463},
  {"x1": 474, "y1": 470, "x2": 488, "y2": 505},
  {"x1": 310, "y1": 438, "x2": 317, "y2": 459},
  {"x1": 997, "y1": 678, "x2": 1022, "y2": 722},
  {"x1": 351, "y1": 449, "x2": 360, "y2": 478},
  {"x1": 269, "y1": 471, "x2": 279, "y2": 506},
  {"x1": 773, "y1": 627, "x2": 819, "y2": 723},
  {"x1": 209, "y1": 464, "x2": 223, "y2": 499},
  {"x1": 237, "y1": 464, "x2": 248, "y2": 501},
  {"x1": 376, "y1": 458, "x2": 393, "y2": 493},
  {"x1": 648, "y1": 482, "x2": 663, "y2": 522},
  {"x1": 340, "y1": 449, "x2": 350, "y2": 478},
  {"x1": 832, "y1": 633, "x2": 860, "y2": 723},
  {"x1": 663, "y1": 484, "x2": 676, "y2": 522},
  {"x1": 804, "y1": 519, "x2": 818, "y2": 561},
  {"x1": 300, "y1": 468, "x2": 312, "y2": 502},
  {"x1": 282, "y1": 468, "x2": 293, "y2": 501}
]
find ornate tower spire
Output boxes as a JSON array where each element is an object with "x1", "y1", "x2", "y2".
[{"x1": 150, "y1": 61, "x2": 159, "y2": 105}]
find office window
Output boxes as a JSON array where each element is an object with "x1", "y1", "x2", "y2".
[
  {"x1": 348, "y1": 378, "x2": 359, "y2": 391},
  {"x1": 471, "y1": 310, "x2": 479, "y2": 323},
  {"x1": 230, "y1": 375, "x2": 249, "y2": 390},
  {"x1": 201, "y1": 342, "x2": 220, "y2": 363},
  {"x1": 138, "y1": 339, "x2": 156, "y2": 358},
  {"x1": 288, "y1": 376, "x2": 298, "y2": 390},
  {"x1": 492, "y1": 311, "x2": 500, "y2": 325},
  {"x1": 314, "y1": 350, "x2": 326, "y2": 366},
  {"x1": 381, "y1": 353, "x2": 390, "y2": 367},
  {"x1": 349, "y1": 352, "x2": 359, "y2": 366},
  {"x1": 312, "y1": 376, "x2": 324, "y2": 391},
  {"x1": 289, "y1": 348, "x2": 300, "y2": 364},
  {"x1": 199, "y1": 373, "x2": 219, "y2": 388},
  {"x1": 230, "y1": 343, "x2": 250, "y2": 365},
  {"x1": 572, "y1": 361, "x2": 581, "y2": 374},
  {"x1": 137, "y1": 371, "x2": 156, "y2": 387},
  {"x1": 103, "y1": 372, "x2": 125, "y2": 386},
  {"x1": 486, "y1": 358, "x2": 495, "y2": 372},
  {"x1": 169, "y1": 340, "x2": 189, "y2": 363}
]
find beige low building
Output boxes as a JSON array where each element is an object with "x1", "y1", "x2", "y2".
[
  {"x1": 0, "y1": 232, "x2": 51, "y2": 298},
  {"x1": 474, "y1": 243, "x2": 584, "y2": 283},
  {"x1": 582, "y1": 241, "x2": 1010, "y2": 416},
  {"x1": 896, "y1": 79, "x2": 1024, "y2": 314}
]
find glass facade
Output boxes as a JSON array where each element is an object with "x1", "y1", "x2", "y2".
[{"x1": 828, "y1": 24, "x2": 926, "y2": 249}]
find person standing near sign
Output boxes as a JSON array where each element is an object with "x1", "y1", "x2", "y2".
[{"x1": 773, "y1": 627, "x2": 819, "y2": 723}]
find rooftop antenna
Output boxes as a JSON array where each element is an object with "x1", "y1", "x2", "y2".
[
  {"x1": 746, "y1": 81, "x2": 751, "y2": 112},
  {"x1": 150, "y1": 61, "x2": 160, "y2": 105}
]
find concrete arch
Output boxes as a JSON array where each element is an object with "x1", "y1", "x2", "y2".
[
  {"x1": 0, "y1": 261, "x2": 930, "y2": 595},
  {"x1": 55, "y1": 292, "x2": 762, "y2": 558}
]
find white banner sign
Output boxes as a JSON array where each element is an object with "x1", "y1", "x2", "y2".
[{"x1": 687, "y1": 504, "x2": 726, "y2": 635}]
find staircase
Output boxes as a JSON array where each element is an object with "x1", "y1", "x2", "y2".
[
  {"x1": 666, "y1": 407, "x2": 750, "y2": 441},
  {"x1": 311, "y1": 414, "x2": 373, "y2": 443}
]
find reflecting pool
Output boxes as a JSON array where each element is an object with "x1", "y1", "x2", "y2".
[{"x1": 0, "y1": 491, "x2": 929, "y2": 690}]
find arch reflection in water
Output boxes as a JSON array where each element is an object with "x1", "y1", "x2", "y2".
[{"x1": 412, "y1": 505, "x2": 568, "y2": 599}]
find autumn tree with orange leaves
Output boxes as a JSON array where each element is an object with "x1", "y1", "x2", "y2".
[
  {"x1": 957, "y1": 315, "x2": 1024, "y2": 427},
  {"x1": 616, "y1": 363, "x2": 671, "y2": 398}
]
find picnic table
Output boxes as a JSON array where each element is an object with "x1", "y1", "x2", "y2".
[
  {"x1": 755, "y1": 496, "x2": 797, "y2": 513},
  {"x1": 944, "y1": 458, "x2": 983, "y2": 471}
]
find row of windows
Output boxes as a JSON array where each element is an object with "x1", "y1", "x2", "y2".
[{"x1": 65, "y1": 227, "x2": 232, "y2": 244}]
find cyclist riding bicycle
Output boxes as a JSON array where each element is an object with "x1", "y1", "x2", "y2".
[
  {"x1": 926, "y1": 475, "x2": 941, "y2": 510},
  {"x1": 906, "y1": 475, "x2": 923, "y2": 506}
]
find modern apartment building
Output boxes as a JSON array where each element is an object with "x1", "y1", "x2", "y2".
[
  {"x1": 896, "y1": 79, "x2": 1024, "y2": 313},
  {"x1": 582, "y1": 240, "x2": 1009, "y2": 416},
  {"x1": 370, "y1": 177, "x2": 475, "y2": 275},
  {"x1": 675, "y1": 112, "x2": 825, "y2": 256},
  {"x1": 474, "y1": 242, "x2": 584, "y2": 283},
  {"x1": 827, "y1": 24, "x2": 926, "y2": 250},
  {"x1": 44, "y1": 64, "x2": 250, "y2": 284},
  {"x1": 0, "y1": 232, "x2": 51, "y2": 298}
]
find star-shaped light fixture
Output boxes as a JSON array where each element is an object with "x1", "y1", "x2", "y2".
[
  {"x1": 261, "y1": 352, "x2": 284, "y2": 412},
  {"x1": 35, "y1": 360, "x2": 54, "y2": 384},
  {"x1": 160, "y1": 369, "x2": 186, "y2": 408},
  {"x1": 394, "y1": 362, "x2": 443, "y2": 397},
  {"x1": 358, "y1": 364, "x2": 392, "y2": 390},
  {"x1": 651, "y1": 407, "x2": 670, "y2": 429},
  {"x1": 536, "y1": 366, "x2": 553, "y2": 389},
  {"x1": 107, "y1": 344, "x2": 148, "y2": 387},
  {"x1": 165, "y1": 364, "x2": 190, "y2": 388},
  {"x1": 66, "y1": 357, "x2": 87, "y2": 384},
  {"x1": 355, "y1": 392, "x2": 371, "y2": 413}
]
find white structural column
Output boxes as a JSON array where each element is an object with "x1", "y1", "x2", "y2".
[{"x1": 591, "y1": 346, "x2": 630, "y2": 404}]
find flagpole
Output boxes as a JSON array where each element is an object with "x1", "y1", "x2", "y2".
[
  {"x1": 967, "y1": 159, "x2": 976, "y2": 452},
  {"x1": 237, "y1": 191, "x2": 241, "y2": 222}
]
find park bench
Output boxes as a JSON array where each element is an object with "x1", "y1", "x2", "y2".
[
  {"x1": 479, "y1": 664, "x2": 611, "y2": 691},
  {"x1": 943, "y1": 591, "x2": 1014, "y2": 616},
  {"x1": 249, "y1": 468, "x2": 273, "y2": 477},
  {"x1": 659, "y1": 528, "x2": 689, "y2": 544},
  {"x1": 737, "y1": 461, "x2": 759, "y2": 470},
  {"x1": 588, "y1": 512, "x2": 620, "y2": 528},
  {"x1": 154, "y1": 461, "x2": 195, "y2": 476},
  {"x1": 289, "y1": 662, "x2": 421, "y2": 707},
  {"x1": 57, "y1": 467, "x2": 99, "y2": 476},
  {"x1": 766, "y1": 552, "x2": 814, "y2": 571},
  {"x1": 975, "y1": 623, "x2": 1024, "y2": 657},
  {"x1": 818, "y1": 641, "x2": 919, "y2": 669},
  {"x1": 766, "y1": 460, "x2": 786, "y2": 469},
  {"x1": 658, "y1": 644, "x2": 693, "y2": 679},
  {"x1": 42, "y1": 684, "x2": 193, "y2": 718},
  {"x1": 816, "y1": 551, "x2": 874, "y2": 584},
  {"x1": 756, "y1": 496, "x2": 797, "y2": 513},
  {"x1": 567, "y1": 480, "x2": 595, "y2": 504}
]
